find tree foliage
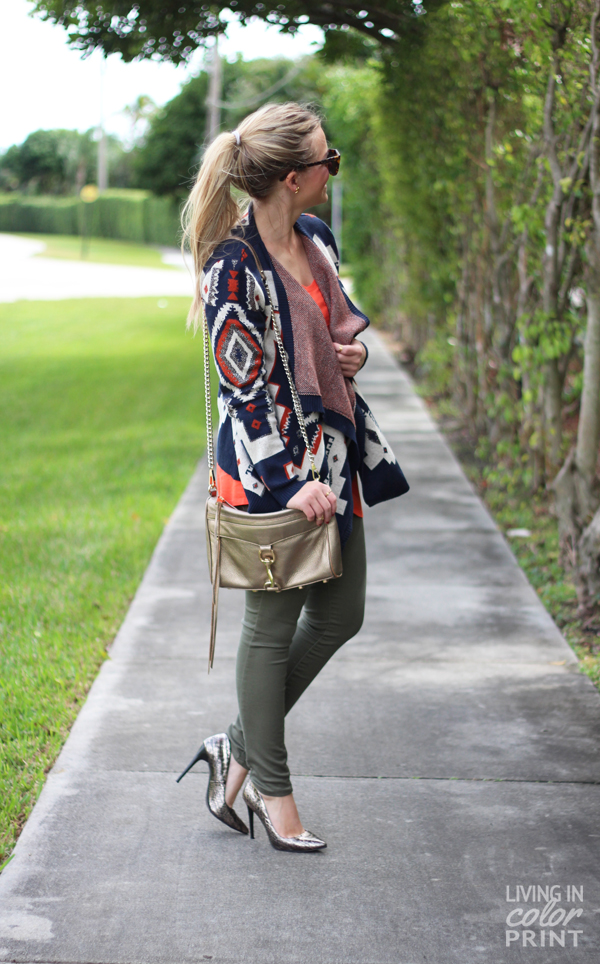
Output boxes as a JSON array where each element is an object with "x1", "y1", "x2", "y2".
[
  {"x1": 0, "y1": 129, "x2": 134, "y2": 194},
  {"x1": 323, "y1": 0, "x2": 600, "y2": 606},
  {"x1": 320, "y1": 62, "x2": 391, "y2": 312},
  {"x1": 0, "y1": 130, "x2": 97, "y2": 195},
  {"x1": 31, "y1": 0, "x2": 446, "y2": 63}
]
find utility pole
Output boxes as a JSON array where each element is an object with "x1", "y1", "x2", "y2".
[
  {"x1": 97, "y1": 57, "x2": 108, "y2": 191},
  {"x1": 97, "y1": 131, "x2": 108, "y2": 192},
  {"x1": 206, "y1": 37, "x2": 222, "y2": 144},
  {"x1": 332, "y1": 179, "x2": 343, "y2": 264}
]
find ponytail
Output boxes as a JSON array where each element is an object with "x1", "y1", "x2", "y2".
[
  {"x1": 182, "y1": 102, "x2": 322, "y2": 331},
  {"x1": 181, "y1": 132, "x2": 241, "y2": 330}
]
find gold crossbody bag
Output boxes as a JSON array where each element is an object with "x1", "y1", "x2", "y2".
[{"x1": 203, "y1": 242, "x2": 342, "y2": 670}]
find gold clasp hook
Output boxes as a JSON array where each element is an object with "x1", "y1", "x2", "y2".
[{"x1": 258, "y1": 546, "x2": 279, "y2": 591}]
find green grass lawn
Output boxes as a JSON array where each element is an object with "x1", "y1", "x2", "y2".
[
  {"x1": 0, "y1": 296, "x2": 205, "y2": 866},
  {"x1": 15, "y1": 233, "x2": 179, "y2": 269}
]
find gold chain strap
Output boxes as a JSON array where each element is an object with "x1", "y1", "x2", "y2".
[
  {"x1": 202, "y1": 306, "x2": 217, "y2": 497},
  {"x1": 265, "y1": 288, "x2": 319, "y2": 483},
  {"x1": 201, "y1": 240, "x2": 319, "y2": 495}
]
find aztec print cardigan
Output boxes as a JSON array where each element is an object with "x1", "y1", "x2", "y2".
[{"x1": 201, "y1": 206, "x2": 409, "y2": 546}]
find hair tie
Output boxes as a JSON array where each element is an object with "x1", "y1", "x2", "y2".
[{"x1": 233, "y1": 129, "x2": 241, "y2": 147}]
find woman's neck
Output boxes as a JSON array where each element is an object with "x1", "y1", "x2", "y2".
[{"x1": 252, "y1": 195, "x2": 304, "y2": 262}]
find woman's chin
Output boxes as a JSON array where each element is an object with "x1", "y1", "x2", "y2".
[{"x1": 301, "y1": 187, "x2": 328, "y2": 209}]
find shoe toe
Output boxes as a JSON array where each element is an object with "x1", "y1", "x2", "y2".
[{"x1": 298, "y1": 831, "x2": 326, "y2": 849}]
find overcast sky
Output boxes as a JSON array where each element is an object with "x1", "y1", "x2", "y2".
[{"x1": 0, "y1": 1, "x2": 323, "y2": 151}]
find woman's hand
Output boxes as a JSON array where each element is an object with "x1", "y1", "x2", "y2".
[
  {"x1": 286, "y1": 481, "x2": 337, "y2": 524},
  {"x1": 333, "y1": 339, "x2": 366, "y2": 378}
]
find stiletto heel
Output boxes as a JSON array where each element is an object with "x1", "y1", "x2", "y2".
[
  {"x1": 176, "y1": 733, "x2": 248, "y2": 835},
  {"x1": 176, "y1": 745, "x2": 208, "y2": 783},
  {"x1": 242, "y1": 779, "x2": 326, "y2": 853}
]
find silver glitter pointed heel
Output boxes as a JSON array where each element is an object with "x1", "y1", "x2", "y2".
[
  {"x1": 177, "y1": 732, "x2": 248, "y2": 835},
  {"x1": 243, "y1": 779, "x2": 326, "y2": 852}
]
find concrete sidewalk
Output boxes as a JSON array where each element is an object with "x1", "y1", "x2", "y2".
[
  {"x1": 0, "y1": 234, "x2": 193, "y2": 301},
  {"x1": 1, "y1": 329, "x2": 599, "y2": 963}
]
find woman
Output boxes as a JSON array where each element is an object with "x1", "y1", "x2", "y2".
[{"x1": 178, "y1": 103, "x2": 408, "y2": 852}]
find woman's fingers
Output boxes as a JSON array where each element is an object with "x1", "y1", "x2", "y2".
[
  {"x1": 302, "y1": 500, "x2": 317, "y2": 522},
  {"x1": 315, "y1": 489, "x2": 334, "y2": 524},
  {"x1": 310, "y1": 488, "x2": 337, "y2": 525},
  {"x1": 286, "y1": 481, "x2": 337, "y2": 523},
  {"x1": 309, "y1": 490, "x2": 329, "y2": 525},
  {"x1": 333, "y1": 341, "x2": 366, "y2": 378}
]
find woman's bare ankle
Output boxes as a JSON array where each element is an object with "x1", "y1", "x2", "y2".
[{"x1": 225, "y1": 756, "x2": 248, "y2": 808}]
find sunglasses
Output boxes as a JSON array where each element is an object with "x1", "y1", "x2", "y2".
[{"x1": 279, "y1": 148, "x2": 341, "y2": 180}]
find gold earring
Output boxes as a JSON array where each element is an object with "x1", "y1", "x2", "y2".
[{"x1": 295, "y1": 186, "x2": 300, "y2": 194}]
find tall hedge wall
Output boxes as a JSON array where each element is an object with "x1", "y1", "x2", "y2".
[{"x1": 0, "y1": 190, "x2": 181, "y2": 246}]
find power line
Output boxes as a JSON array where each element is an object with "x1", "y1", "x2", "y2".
[{"x1": 212, "y1": 62, "x2": 304, "y2": 111}]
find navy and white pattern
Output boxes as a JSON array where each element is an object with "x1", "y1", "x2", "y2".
[{"x1": 202, "y1": 206, "x2": 409, "y2": 546}]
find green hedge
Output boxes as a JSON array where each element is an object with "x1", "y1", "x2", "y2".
[
  {"x1": 0, "y1": 195, "x2": 79, "y2": 235},
  {"x1": 0, "y1": 190, "x2": 181, "y2": 246}
]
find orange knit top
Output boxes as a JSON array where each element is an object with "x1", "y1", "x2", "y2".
[{"x1": 302, "y1": 278, "x2": 363, "y2": 518}]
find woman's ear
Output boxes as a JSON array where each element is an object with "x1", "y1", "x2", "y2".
[{"x1": 285, "y1": 170, "x2": 300, "y2": 194}]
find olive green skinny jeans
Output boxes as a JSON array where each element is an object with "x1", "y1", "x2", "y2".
[{"x1": 227, "y1": 516, "x2": 366, "y2": 796}]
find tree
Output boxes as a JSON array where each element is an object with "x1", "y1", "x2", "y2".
[
  {"x1": 552, "y1": 0, "x2": 600, "y2": 610},
  {"x1": 0, "y1": 129, "x2": 135, "y2": 194},
  {"x1": 320, "y1": 60, "x2": 395, "y2": 319},
  {"x1": 133, "y1": 73, "x2": 210, "y2": 197},
  {"x1": 0, "y1": 129, "x2": 97, "y2": 195},
  {"x1": 31, "y1": 0, "x2": 446, "y2": 63},
  {"x1": 122, "y1": 95, "x2": 158, "y2": 148}
]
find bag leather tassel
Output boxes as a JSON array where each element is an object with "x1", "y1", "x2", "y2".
[{"x1": 208, "y1": 501, "x2": 222, "y2": 672}]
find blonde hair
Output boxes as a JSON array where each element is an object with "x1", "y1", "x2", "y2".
[{"x1": 181, "y1": 101, "x2": 322, "y2": 329}]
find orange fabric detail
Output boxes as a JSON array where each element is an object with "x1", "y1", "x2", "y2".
[
  {"x1": 302, "y1": 278, "x2": 330, "y2": 326},
  {"x1": 352, "y1": 473, "x2": 363, "y2": 517},
  {"x1": 216, "y1": 465, "x2": 248, "y2": 506}
]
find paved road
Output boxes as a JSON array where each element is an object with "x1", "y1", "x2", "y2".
[
  {"x1": 0, "y1": 233, "x2": 193, "y2": 301},
  {"x1": 1, "y1": 329, "x2": 599, "y2": 963}
]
